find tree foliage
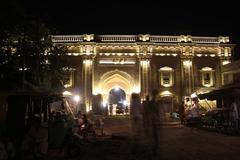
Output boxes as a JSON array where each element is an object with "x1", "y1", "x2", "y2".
[{"x1": 0, "y1": 20, "x2": 68, "y2": 92}]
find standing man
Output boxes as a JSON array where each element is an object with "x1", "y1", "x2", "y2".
[
  {"x1": 179, "y1": 101, "x2": 186, "y2": 124},
  {"x1": 148, "y1": 89, "x2": 160, "y2": 155},
  {"x1": 130, "y1": 93, "x2": 143, "y2": 137},
  {"x1": 142, "y1": 95, "x2": 150, "y2": 137},
  {"x1": 230, "y1": 97, "x2": 239, "y2": 129}
]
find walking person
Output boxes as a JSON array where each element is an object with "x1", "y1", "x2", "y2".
[
  {"x1": 179, "y1": 101, "x2": 186, "y2": 125},
  {"x1": 142, "y1": 95, "x2": 150, "y2": 137},
  {"x1": 130, "y1": 93, "x2": 143, "y2": 138},
  {"x1": 109, "y1": 104, "x2": 113, "y2": 116},
  {"x1": 148, "y1": 89, "x2": 160, "y2": 156},
  {"x1": 230, "y1": 97, "x2": 239, "y2": 129}
]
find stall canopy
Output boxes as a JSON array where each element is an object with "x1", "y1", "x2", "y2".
[{"x1": 198, "y1": 83, "x2": 240, "y2": 100}]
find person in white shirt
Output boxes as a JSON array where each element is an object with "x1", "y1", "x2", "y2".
[{"x1": 230, "y1": 98, "x2": 239, "y2": 129}]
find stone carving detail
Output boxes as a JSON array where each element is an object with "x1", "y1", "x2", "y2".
[
  {"x1": 138, "y1": 34, "x2": 150, "y2": 42},
  {"x1": 83, "y1": 34, "x2": 94, "y2": 41}
]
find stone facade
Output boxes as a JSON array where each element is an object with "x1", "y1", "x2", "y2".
[{"x1": 51, "y1": 34, "x2": 234, "y2": 113}]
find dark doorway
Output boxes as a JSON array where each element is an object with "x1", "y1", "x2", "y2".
[{"x1": 108, "y1": 87, "x2": 126, "y2": 115}]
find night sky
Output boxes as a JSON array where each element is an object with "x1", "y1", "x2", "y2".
[{"x1": 1, "y1": 0, "x2": 240, "y2": 44}]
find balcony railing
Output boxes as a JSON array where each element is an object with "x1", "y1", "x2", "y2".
[
  {"x1": 150, "y1": 35, "x2": 179, "y2": 43},
  {"x1": 191, "y1": 37, "x2": 220, "y2": 44},
  {"x1": 51, "y1": 35, "x2": 228, "y2": 44},
  {"x1": 95, "y1": 35, "x2": 138, "y2": 42},
  {"x1": 51, "y1": 35, "x2": 83, "y2": 42}
]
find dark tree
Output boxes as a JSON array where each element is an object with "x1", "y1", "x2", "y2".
[{"x1": 0, "y1": 6, "x2": 69, "y2": 92}]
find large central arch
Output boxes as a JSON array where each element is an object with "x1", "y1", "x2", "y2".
[{"x1": 94, "y1": 69, "x2": 139, "y2": 108}]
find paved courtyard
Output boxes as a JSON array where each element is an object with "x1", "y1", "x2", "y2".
[{"x1": 48, "y1": 117, "x2": 240, "y2": 160}]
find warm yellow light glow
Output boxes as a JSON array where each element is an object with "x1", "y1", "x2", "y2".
[
  {"x1": 86, "y1": 106, "x2": 90, "y2": 113},
  {"x1": 64, "y1": 84, "x2": 72, "y2": 88},
  {"x1": 93, "y1": 88, "x2": 102, "y2": 95},
  {"x1": 73, "y1": 95, "x2": 80, "y2": 103},
  {"x1": 201, "y1": 67, "x2": 213, "y2": 71},
  {"x1": 102, "y1": 101, "x2": 107, "y2": 107},
  {"x1": 83, "y1": 59, "x2": 92, "y2": 65},
  {"x1": 183, "y1": 60, "x2": 192, "y2": 67},
  {"x1": 160, "y1": 91, "x2": 172, "y2": 97},
  {"x1": 83, "y1": 34, "x2": 94, "y2": 41},
  {"x1": 132, "y1": 86, "x2": 140, "y2": 93},
  {"x1": 204, "y1": 84, "x2": 212, "y2": 88},
  {"x1": 62, "y1": 91, "x2": 72, "y2": 96},
  {"x1": 98, "y1": 60, "x2": 136, "y2": 65},
  {"x1": 219, "y1": 36, "x2": 229, "y2": 43},
  {"x1": 190, "y1": 92, "x2": 197, "y2": 98},
  {"x1": 179, "y1": 35, "x2": 192, "y2": 42},
  {"x1": 129, "y1": 53, "x2": 135, "y2": 56},
  {"x1": 19, "y1": 67, "x2": 30, "y2": 71},
  {"x1": 114, "y1": 86, "x2": 120, "y2": 91},
  {"x1": 172, "y1": 53, "x2": 177, "y2": 56},
  {"x1": 199, "y1": 99, "x2": 216, "y2": 110},
  {"x1": 123, "y1": 100, "x2": 127, "y2": 106},
  {"x1": 210, "y1": 54, "x2": 216, "y2": 57},
  {"x1": 117, "y1": 53, "x2": 122, "y2": 56},
  {"x1": 139, "y1": 34, "x2": 150, "y2": 41},
  {"x1": 140, "y1": 60, "x2": 149, "y2": 66},
  {"x1": 196, "y1": 54, "x2": 202, "y2": 57},
  {"x1": 224, "y1": 48, "x2": 230, "y2": 57},
  {"x1": 73, "y1": 53, "x2": 79, "y2": 56},
  {"x1": 222, "y1": 60, "x2": 231, "y2": 65},
  {"x1": 159, "y1": 66, "x2": 173, "y2": 71}
]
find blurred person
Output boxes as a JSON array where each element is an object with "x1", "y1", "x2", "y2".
[
  {"x1": 130, "y1": 94, "x2": 143, "y2": 137},
  {"x1": 230, "y1": 97, "x2": 239, "y2": 129},
  {"x1": 142, "y1": 95, "x2": 150, "y2": 137},
  {"x1": 179, "y1": 101, "x2": 186, "y2": 124},
  {"x1": 148, "y1": 89, "x2": 160, "y2": 155},
  {"x1": 22, "y1": 114, "x2": 48, "y2": 159}
]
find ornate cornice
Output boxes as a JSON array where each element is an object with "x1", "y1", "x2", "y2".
[{"x1": 52, "y1": 35, "x2": 233, "y2": 58}]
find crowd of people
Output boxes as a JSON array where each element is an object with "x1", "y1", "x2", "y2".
[{"x1": 1, "y1": 91, "x2": 239, "y2": 159}]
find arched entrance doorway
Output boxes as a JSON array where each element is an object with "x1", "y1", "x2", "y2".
[
  {"x1": 93, "y1": 69, "x2": 139, "y2": 116},
  {"x1": 108, "y1": 87, "x2": 127, "y2": 115},
  {"x1": 159, "y1": 91, "x2": 178, "y2": 120}
]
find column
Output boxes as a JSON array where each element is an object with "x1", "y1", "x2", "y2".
[
  {"x1": 217, "y1": 57, "x2": 230, "y2": 87},
  {"x1": 181, "y1": 57, "x2": 194, "y2": 96},
  {"x1": 139, "y1": 58, "x2": 151, "y2": 101},
  {"x1": 82, "y1": 56, "x2": 94, "y2": 113}
]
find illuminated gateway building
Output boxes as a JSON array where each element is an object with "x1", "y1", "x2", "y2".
[{"x1": 51, "y1": 34, "x2": 233, "y2": 114}]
